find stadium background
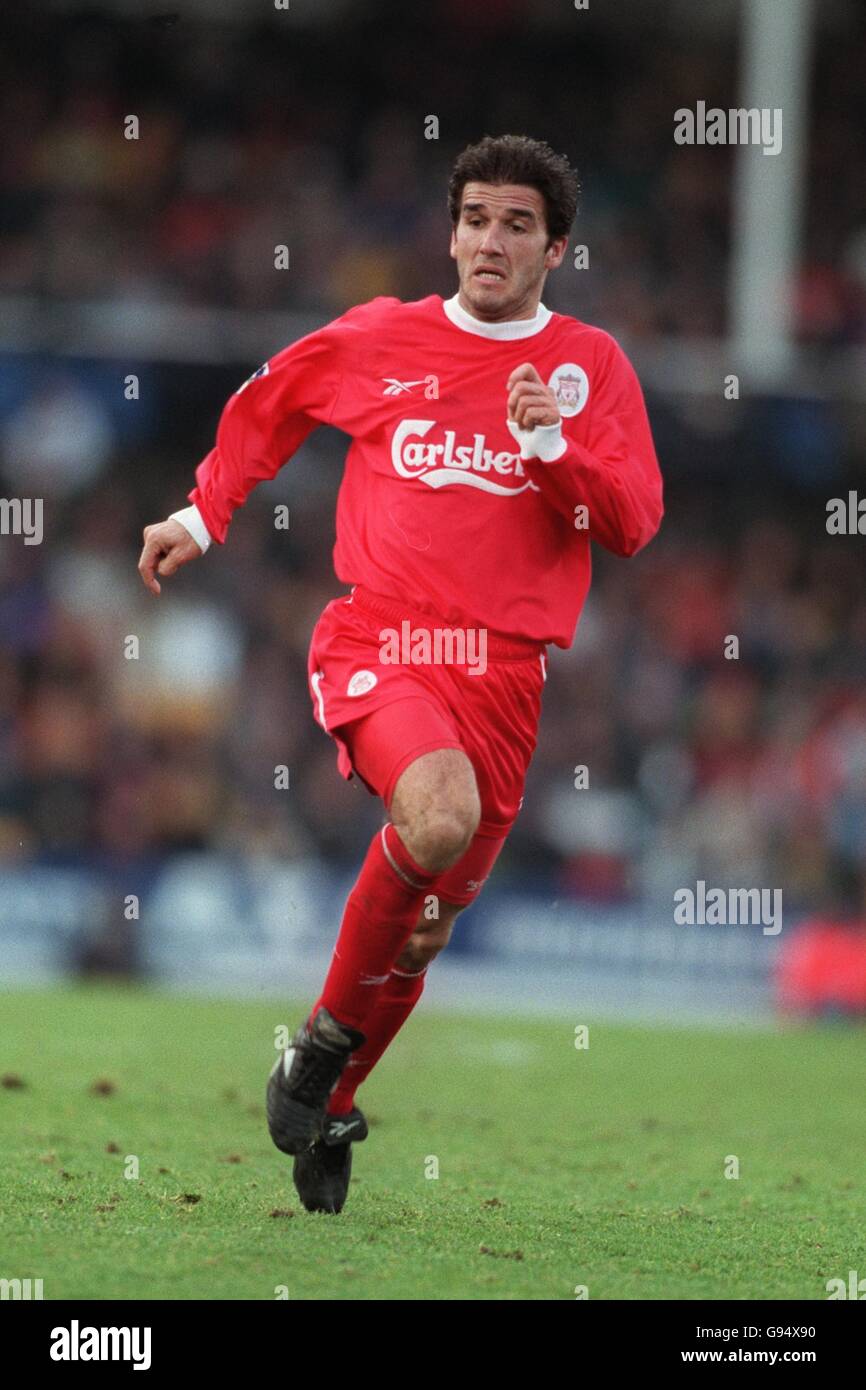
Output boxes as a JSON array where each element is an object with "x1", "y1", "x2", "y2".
[{"x1": 1, "y1": 0, "x2": 866, "y2": 1022}]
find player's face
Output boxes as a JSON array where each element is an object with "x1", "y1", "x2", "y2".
[{"x1": 449, "y1": 182, "x2": 567, "y2": 321}]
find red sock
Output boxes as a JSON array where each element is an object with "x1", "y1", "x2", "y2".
[
  {"x1": 327, "y1": 964, "x2": 427, "y2": 1116},
  {"x1": 314, "y1": 823, "x2": 436, "y2": 1031}
]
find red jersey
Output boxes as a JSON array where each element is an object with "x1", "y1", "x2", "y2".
[{"x1": 189, "y1": 293, "x2": 663, "y2": 648}]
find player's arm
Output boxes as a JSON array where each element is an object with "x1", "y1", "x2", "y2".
[
  {"x1": 137, "y1": 307, "x2": 364, "y2": 594},
  {"x1": 505, "y1": 345, "x2": 663, "y2": 557}
]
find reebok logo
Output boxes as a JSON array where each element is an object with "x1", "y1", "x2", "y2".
[
  {"x1": 328, "y1": 1119, "x2": 361, "y2": 1138},
  {"x1": 382, "y1": 378, "x2": 427, "y2": 396}
]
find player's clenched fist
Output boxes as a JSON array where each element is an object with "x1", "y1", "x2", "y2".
[
  {"x1": 138, "y1": 519, "x2": 202, "y2": 595},
  {"x1": 506, "y1": 363, "x2": 560, "y2": 429}
]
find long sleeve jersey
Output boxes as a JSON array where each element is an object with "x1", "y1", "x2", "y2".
[{"x1": 188, "y1": 292, "x2": 663, "y2": 649}]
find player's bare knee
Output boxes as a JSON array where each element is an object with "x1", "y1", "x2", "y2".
[
  {"x1": 430, "y1": 802, "x2": 478, "y2": 864},
  {"x1": 400, "y1": 801, "x2": 479, "y2": 872},
  {"x1": 391, "y1": 748, "x2": 480, "y2": 871}
]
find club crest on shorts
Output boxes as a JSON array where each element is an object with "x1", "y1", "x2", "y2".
[
  {"x1": 548, "y1": 362, "x2": 589, "y2": 417},
  {"x1": 347, "y1": 669, "x2": 378, "y2": 697}
]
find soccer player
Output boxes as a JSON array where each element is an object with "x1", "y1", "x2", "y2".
[{"x1": 138, "y1": 134, "x2": 663, "y2": 1214}]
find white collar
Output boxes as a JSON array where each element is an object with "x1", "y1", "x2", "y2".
[{"x1": 442, "y1": 293, "x2": 552, "y2": 340}]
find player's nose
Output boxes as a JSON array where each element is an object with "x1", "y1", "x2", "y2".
[{"x1": 478, "y1": 226, "x2": 505, "y2": 255}]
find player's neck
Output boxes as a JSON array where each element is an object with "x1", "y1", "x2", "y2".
[{"x1": 455, "y1": 287, "x2": 544, "y2": 324}]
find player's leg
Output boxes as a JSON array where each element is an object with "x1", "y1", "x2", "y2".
[
  {"x1": 310, "y1": 744, "x2": 480, "y2": 1023},
  {"x1": 325, "y1": 824, "x2": 509, "y2": 1119},
  {"x1": 286, "y1": 621, "x2": 545, "y2": 1206},
  {"x1": 324, "y1": 897, "x2": 463, "y2": 1117},
  {"x1": 296, "y1": 822, "x2": 514, "y2": 1212},
  {"x1": 268, "y1": 703, "x2": 479, "y2": 1158},
  {"x1": 290, "y1": 900, "x2": 465, "y2": 1214}
]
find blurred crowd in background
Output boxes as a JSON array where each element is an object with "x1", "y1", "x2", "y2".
[
  {"x1": 1, "y1": 3, "x2": 866, "y2": 933},
  {"x1": 1, "y1": 4, "x2": 866, "y2": 342}
]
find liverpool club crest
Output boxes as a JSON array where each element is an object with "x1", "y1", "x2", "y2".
[{"x1": 548, "y1": 362, "x2": 590, "y2": 417}]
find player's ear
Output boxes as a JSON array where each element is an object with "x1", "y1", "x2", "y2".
[
  {"x1": 545, "y1": 237, "x2": 568, "y2": 270},
  {"x1": 449, "y1": 225, "x2": 458, "y2": 260}
]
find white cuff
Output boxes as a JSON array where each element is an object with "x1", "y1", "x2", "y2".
[
  {"x1": 169, "y1": 504, "x2": 212, "y2": 553},
  {"x1": 506, "y1": 417, "x2": 568, "y2": 462}
]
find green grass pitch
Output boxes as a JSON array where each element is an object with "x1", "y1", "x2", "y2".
[{"x1": 2, "y1": 984, "x2": 864, "y2": 1300}]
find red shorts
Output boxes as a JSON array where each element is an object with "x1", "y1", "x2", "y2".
[{"x1": 307, "y1": 586, "x2": 548, "y2": 905}]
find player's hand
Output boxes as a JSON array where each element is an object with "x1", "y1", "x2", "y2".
[
  {"x1": 506, "y1": 363, "x2": 560, "y2": 429},
  {"x1": 138, "y1": 519, "x2": 202, "y2": 596}
]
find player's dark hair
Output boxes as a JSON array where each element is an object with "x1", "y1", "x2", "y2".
[{"x1": 448, "y1": 134, "x2": 579, "y2": 244}]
